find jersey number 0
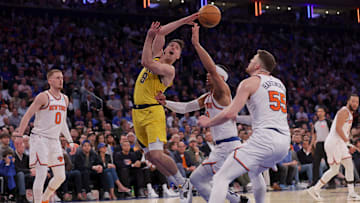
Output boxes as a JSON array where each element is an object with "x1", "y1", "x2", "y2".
[{"x1": 55, "y1": 112, "x2": 61, "y2": 124}]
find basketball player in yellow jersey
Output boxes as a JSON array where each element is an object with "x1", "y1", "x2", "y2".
[{"x1": 133, "y1": 14, "x2": 198, "y2": 202}]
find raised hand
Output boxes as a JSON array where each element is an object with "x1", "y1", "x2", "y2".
[
  {"x1": 182, "y1": 12, "x2": 200, "y2": 25},
  {"x1": 191, "y1": 23, "x2": 200, "y2": 46},
  {"x1": 155, "y1": 91, "x2": 166, "y2": 105},
  {"x1": 147, "y1": 21, "x2": 161, "y2": 38}
]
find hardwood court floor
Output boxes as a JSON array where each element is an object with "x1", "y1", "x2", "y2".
[{"x1": 78, "y1": 187, "x2": 359, "y2": 202}]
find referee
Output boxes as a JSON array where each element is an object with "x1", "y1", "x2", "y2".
[{"x1": 311, "y1": 106, "x2": 334, "y2": 186}]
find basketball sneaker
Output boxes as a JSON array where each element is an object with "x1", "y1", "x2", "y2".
[
  {"x1": 307, "y1": 187, "x2": 323, "y2": 201},
  {"x1": 179, "y1": 179, "x2": 192, "y2": 203},
  {"x1": 347, "y1": 192, "x2": 360, "y2": 201}
]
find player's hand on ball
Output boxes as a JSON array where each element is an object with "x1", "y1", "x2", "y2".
[
  {"x1": 182, "y1": 13, "x2": 200, "y2": 25},
  {"x1": 147, "y1": 22, "x2": 161, "y2": 38},
  {"x1": 191, "y1": 23, "x2": 200, "y2": 46},
  {"x1": 155, "y1": 91, "x2": 166, "y2": 105},
  {"x1": 198, "y1": 115, "x2": 210, "y2": 127}
]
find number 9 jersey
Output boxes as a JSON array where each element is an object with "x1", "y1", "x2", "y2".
[
  {"x1": 31, "y1": 90, "x2": 67, "y2": 139},
  {"x1": 133, "y1": 58, "x2": 171, "y2": 105},
  {"x1": 246, "y1": 74, "x2": 289, "y2": 134}
]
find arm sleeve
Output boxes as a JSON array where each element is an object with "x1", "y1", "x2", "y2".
[
  {"x1": 165, "y1": 99, "x2": 201, "y2": 114},
  {"x1": 235, "y1": 115, "x2": 252, "y2": 125}
]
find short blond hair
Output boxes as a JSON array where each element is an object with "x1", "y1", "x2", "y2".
[{"x1": 47, "y1": 69, "x2": 62, "y2": 80}]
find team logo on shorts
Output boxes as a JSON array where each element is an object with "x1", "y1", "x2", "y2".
[{"x1": 57, "y1": 156, "x2": 63, "y2": 162}]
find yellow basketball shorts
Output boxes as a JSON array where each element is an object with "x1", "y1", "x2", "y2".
[{"x1": 132, "y1": 105, "x2": 167, "y2": 147}]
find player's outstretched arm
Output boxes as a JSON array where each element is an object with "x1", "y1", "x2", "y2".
[
  {"x1": 14, "y1": 92, "x2": 48, "y2": 142},
  {"x1": 198, "y1": 77, "x2": 259, "y2": 128},
  {"x1": 191, "y1": 23, "x2": 230, "y2": 99},
  {"x1": 141, "y1": 22, "x2": 175, "y2": 83},
  {"x1": 152, "y1": 13, "x2": 199, "y2": 57},
  {"x1": 155, "y1": 92, "x2": 206, "y2": 114}
]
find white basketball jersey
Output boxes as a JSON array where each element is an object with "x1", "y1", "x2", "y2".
[
  {"x1": 246, "y1": 74, "x2": 289, "y2": 134},
  {"x1": 327, "y1": 106, "x2": 353, "y2": 141},
  {"x1": 31, "y1": 91, "x2": 67, "y2": 139},
  {"x1": 204, "y1": 92, "x2": 238, "y2": 141}
]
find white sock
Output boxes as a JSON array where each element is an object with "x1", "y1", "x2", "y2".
[
  {"x1": 169, "y1": 171, "x2": 185, "y2": 186},
  {"x1": 348, "y1": 184, "x2": 355, "y2": 194}
]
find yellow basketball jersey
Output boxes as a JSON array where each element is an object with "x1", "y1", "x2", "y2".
[{"x1": 133, "y1": 58, "x2": 171, "y2": 105}]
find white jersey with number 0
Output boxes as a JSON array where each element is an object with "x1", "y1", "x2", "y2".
[
  {"x1": 246, "y1": 74, "x2": 289, "y2": 134},
  {"x1": 204, "y1": 92, "x2": 238, "y2": 141},
  {"x1": 31, "y1": 90, "x2": 67, "y2": 139}
]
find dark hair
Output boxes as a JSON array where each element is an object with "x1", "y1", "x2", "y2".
[
  {"x1": 0, "y1": 133, "x2": 10, "y2": 139},
  {"x1": 2, "y1": 149, "x2": 13, "y2": 158},
  {"x1": 316, "y1": 106, "x2": 326, "y2": 112},
  {"x1": 169, "y1": 39, "x2": 185, "y2": 50},
  {"x1": 348, "y1": 93, "x2": 359, "y2": 101},
  {"x1": 257, "y1": 49, "x2": 276, "y2": 73}
]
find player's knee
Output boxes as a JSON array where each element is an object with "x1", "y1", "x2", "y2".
[
  {"x1": 56, "y1": 171, "x2": 66, "y2": 183},
  {"x1": 189, "y1": 173, "x2": 198, "y2": 186},
  {"x1": 213, "y1": 172, "x2": 229, "y2": 185},
  {"x1": 148, "y1": 150, "x2": 162, "y2": 163}
]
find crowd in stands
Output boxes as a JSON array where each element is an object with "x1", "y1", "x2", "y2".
[{"x1": 0, "y1": 3, "x2": 359, "y2": 202}]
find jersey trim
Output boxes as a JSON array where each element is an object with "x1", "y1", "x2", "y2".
[
  {"x1": 48, "y1": 90, "x2": 62, "y2": 100},
  {"x1": 40, "y1": 93, "x2": 50, "y2": 110}
]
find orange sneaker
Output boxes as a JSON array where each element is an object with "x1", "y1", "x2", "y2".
[{"x1": 41, "y1": 200, "x2": 49, "y2": 203}]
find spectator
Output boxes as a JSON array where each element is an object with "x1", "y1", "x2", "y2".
[
  {"x1": 186, "y1": 137, "x2": 204, "y2": 166},
  {"x1": 97, "y1": 143, "x2": 130, "y2": 200},
  {"x1": 73, "y1": 140, "x2": 105, "y2": 201},
  {"x1": 0, "y1": 149, "x2": 16, "y2": 200},
  {"x1": 114, "y1": 140, "x2": 145, "y2": 198},
  {"x1": 200, "y1": 131, "x2": 214, "y2": 158},
  {"x1": 296, "y1": 140, "x2": 313, "y2": 186},
  {"x1": 9, "y1": 108, "x2": 21, "y2": 127},
  {"x1": 173, "y1": 141, "x2": 196, "y2": 177},
  {"x1": 0, "y1": 133, "x2": 13, "y2": 158},
  {"x1": 14, "y1": 143, "x2": 32, "y2": 203}
]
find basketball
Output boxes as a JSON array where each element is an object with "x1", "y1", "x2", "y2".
[{"x1": 198, "y1": 5, "x2": 221, "y2": 28}]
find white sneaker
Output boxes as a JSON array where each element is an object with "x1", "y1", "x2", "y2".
[
  {"x1": 179, "y1": 179, "x2": 192, "y2": 203},
  {"x1": 148, "y1": 188, "x2": 159, "y2": 198},
  {"x1": 86, "y1": 192, "x2": 96, "y2": 201},
  {"x1": 307, "y1": 187, "x2": 323, "y2": 201},
  {"x1": 103, "y1": 192, "x2": 110, "y2": 200},
  {"x1": 347, "y1": 192, "x2": 360, "y2": 201},
  {"x1": 164, "y1": 188, "x2": 179, "y2": 197}
]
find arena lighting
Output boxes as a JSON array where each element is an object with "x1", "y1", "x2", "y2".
[
  {"x1": 336, "y1": 11, "x2": 340, "y2": 15},
  {"x1": 87, "y1": 0, "x2": 94, "y2": 3},
  {"x1": 307, "y1": 5, "x2": 312, "y2": 19},
  {"x1": 222, "y1": 2, "x2": 225, "y2": 6},
  {"x1": 357, "y1": 8, "x2": 360, "y2": 23},
  {"x1": 211, "y1": 2, "x2": 214, "y2": 5},
  {"x1": 259, "y1": 2, "x2": 262, "y2": 15},
  {"x1": 181, "y1": 0, "x2": 184, "y2": 3},
  {"x1": 143, "y1": 0, "x2": 150, "y2": 8},
  {"x1": 83, "y1": 0, "x2": 86, "y2": 4},
  {"x1": 255, "y1": 1, "x2": 258, "y2": 16},
  {"x1": 325, "y1": 10, "x2": 329, "y2": 14},
  {"x1": 276, "y1": 6, "x2": 280, "y2": 10},
  {"x1": 287, "y1": 7, "x2": 291, "y2": 11},
  {"x1": 265, "y1": 5, "x2": 269, "y2": 9},
  {"x1": 201, "y1": 0, "x2": 208, "y2": 7}
]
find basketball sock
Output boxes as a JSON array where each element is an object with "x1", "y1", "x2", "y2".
[
  {"x1": 342, "y1": 158, "x2": 355, "y2": 194},
  {"x1": 314, "y1": 164, "x2": 340, "y2": 191},
  {"x1": 42, "y1": 166, "x2": 66, "y2": 201},
  {"x1": 189, "y1": 165, "x2": 212, "y2": 201},
  {"x1": 171, "y1": 171, "x2": 186, "y2": 186},
  {"x1": 33, "y1": 164, "x2": 48, "y2": 203},
  {"x1": 250, "y1": 173, "x2": 266, "y2": 203}
]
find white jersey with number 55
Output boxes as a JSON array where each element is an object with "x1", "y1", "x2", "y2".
[
  {"x1": 246, "y1": 74, "x2": 289, "y2": 134},
  {"x1": 31, "y1": 90, "x2": 67, "y2": 139}
]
